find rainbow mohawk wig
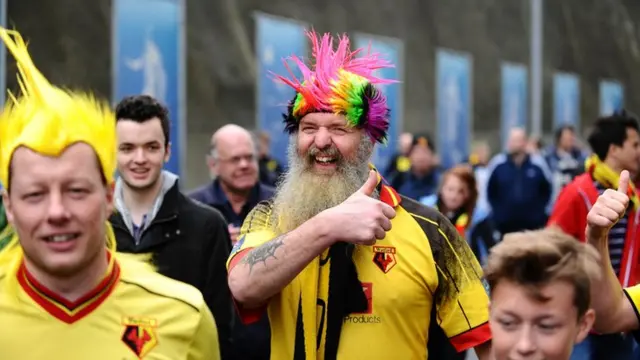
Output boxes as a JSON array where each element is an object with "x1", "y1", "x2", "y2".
[{"x1": 274, "y1": 30, "x2": 396, "y2": 143}]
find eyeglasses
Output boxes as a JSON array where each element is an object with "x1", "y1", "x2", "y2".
[{"x1": 218, "y1": 154, "x2": 256, "y2": 165}]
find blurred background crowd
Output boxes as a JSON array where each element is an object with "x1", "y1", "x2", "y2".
[
  {"x1": 3, "y1": 1, "x2": 640, "y2": 359},
  {"x1": 6, "y1": 0, "x2": 637, "y2": 188}
]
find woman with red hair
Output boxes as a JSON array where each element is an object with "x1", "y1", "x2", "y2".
[{"x1": 421, "y1": 165, "x2": 498, "y2": 265}]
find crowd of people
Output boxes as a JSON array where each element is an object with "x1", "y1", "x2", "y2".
[
  {"x1": 376, "y1": 123, "x2": 590, "y2": 269},
  {"x1": 1, "y1": 25, "x2": 640, "y2": 360}
]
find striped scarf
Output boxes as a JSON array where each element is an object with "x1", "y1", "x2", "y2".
[
  {"x1": 586, "y1": 154, "x2": 639, "y2": 210},
  {"x1": 453, "y1": 213, "x2": 470, "y2": 237}
]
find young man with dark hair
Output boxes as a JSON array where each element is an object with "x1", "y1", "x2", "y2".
[
  {"x1": 548, "y1": 110, "x2": 640, "y2": 359},
  {"x1": 485, "y1": 228, "x2": 599, "y2": 360},
  {"x1": 111, "y1": 95, "x2": 235, "y2": 358},
  {"x1": 115, "y1": 95, "x2": 171, "y2": 148}
]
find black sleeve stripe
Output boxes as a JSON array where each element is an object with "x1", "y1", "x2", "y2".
[{"x1": 400, "y1": 195, "x2": 485, "y2": 326}]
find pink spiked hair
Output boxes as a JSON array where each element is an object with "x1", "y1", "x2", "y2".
[{"x1": 273, "y1": 30, "x2": 396, "y2": 143}]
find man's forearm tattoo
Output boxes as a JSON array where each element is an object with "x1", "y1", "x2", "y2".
[{"x1": 241, "y1": 237, "x2": 285, "y2": 273}]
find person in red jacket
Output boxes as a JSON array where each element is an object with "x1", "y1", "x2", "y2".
[{"x1": 548, "y1": 110, "x2": 640, "y2": 360}]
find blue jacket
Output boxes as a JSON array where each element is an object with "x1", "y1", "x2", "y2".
[
  {"x1": 466, "y1": 205, "x2": 499, "y2": 266},
  {"x1": 486, "y1": 153, "x2": 552, "y2": 232},
  {"x1": 188, "y1": 179, "x2": 274, "y2": 227},
  {"x1": 388, "y1": 169, "x2": 441, "y2": 201}
]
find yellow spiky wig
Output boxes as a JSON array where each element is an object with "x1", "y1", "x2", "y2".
[{"x1": 0, "y1": 29, "x2": 152, "y2": 284}]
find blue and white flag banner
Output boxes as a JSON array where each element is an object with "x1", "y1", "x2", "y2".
[
  {"x1": 500, "y1": 62, "x2": 528, "y2": 151},
  {"x1": 436, "y1": 49, "x2": 472, "y2": 169},
  {"x1": 354, "y1": 33, "x2": 404, "y2": 171},
  {"x1": 599, "y1": 79, "x2": 624, "y2": 116},
  {"x1": 552, "y1": 72, "x2": 580, "y2": 130},
  {"x1": 255, "y1": 13, "x2": 307, "y2": 168},
  {"x1": 113, "y1": 0, "x2": 185, "y2": 177}
]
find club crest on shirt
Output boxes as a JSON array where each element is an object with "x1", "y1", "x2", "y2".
[
  {"x1": 372, "y1": 246, "x2": 397, "y2": 273},
  {"x1": 121, "y1": 316, "x2": 158, "y2": 359}
]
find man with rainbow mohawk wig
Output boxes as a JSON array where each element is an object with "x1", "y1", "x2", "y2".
[
  {"x1": 227, "y1": 30, "x2": 492, "y2": 360},
  {"x1": 0, "y1": 28, "x2": 219, "y2": 360}
]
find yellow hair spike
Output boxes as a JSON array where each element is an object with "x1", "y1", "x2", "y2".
[
  {"x1": 0, "y1": 28, "x2": 155, "y2": 288},
  {"x1": 0, "y1": 28, "x2": 117, "y2": 188}
]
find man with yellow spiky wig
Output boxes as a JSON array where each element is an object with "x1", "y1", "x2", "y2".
[{"x1": 0, "y1": 28, "x2": 220, "y2": 360}]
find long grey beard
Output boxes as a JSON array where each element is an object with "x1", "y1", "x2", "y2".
[{"x1": 271, "y1": 135, "x2": 373, "y2": 234}]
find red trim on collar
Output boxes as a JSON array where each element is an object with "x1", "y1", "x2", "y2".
[
  {"x1": 375, "y1": 171, "x2": 401, "y2": 207},
  {"x1": 17, "y1": 252, "x2": 120, "y2": 324}
]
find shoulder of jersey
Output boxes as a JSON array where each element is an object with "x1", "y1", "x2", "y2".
[
  {"x1": 254, "y1": 199, "x2": 274, "y2": 210},
  {"x1": 117, "y1": 256, "x2": 205, "y2": 312},
  {"x1": 243, "y1": 200, "x2": 275, "y2": 227},
  {"x1": 398, "y1": 194, "x2": 440, "y2": 219}
]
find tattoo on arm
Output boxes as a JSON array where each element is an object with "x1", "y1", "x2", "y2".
[{"x1": 241, "y1": 237, "x2": 285, "y2": 273}]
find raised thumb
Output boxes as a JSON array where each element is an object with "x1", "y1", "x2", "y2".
[
  {"x1": 618, "y1": 170, "x2": 630, "y2": 194},
  {"x1": 358, "y1": 170, "x2": 378, "y2": 196}
]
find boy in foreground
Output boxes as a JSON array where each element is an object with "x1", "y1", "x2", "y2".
[{"x1": 484, "y1": 228, "x2": 600, "y2": 360}]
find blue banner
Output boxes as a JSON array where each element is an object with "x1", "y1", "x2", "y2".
[
  {"x1": 553, "y1": 72, "x2": 580, "y2": 130},
  {"x1": 354, "y1": 34, "x2": 403, "y2": 172},
  {"x1": 599, "y1": 80, "x2": 624, "y2": 116},
  {"x1": 255, "y1": 13, "x2": 307, "y2": 168},
  {"x1": 500, "y1": 62, "x2": 528, "y2": 151},
  {"x1": 436, "y1": 49, "x2": 472, "y2": 169},
  {"x1": 113, "y1": 0, "x2": 184, "y2": 177}
]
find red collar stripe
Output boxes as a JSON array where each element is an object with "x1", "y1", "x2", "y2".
[
  {"x1": 17, "y1": 255, "x2": 120, "y2": 324},
  {"x1": 375, "y1": 173, "x2": 401, "y2": 208}
]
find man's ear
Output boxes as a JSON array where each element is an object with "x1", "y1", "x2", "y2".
[
  {"x1": 207, "y1": 153, "x2": 219, "y2": 179},
  {"x1": 207, "y1": 154, "x2": 216, "y2": 168},
  {"x1": 164, "y1": 142, "x2": 172, "y2": 164},
  {"x1": 575, "y1": 309, "x2": 596, "y2": 344},
  {"x1": 105, "y1": 183, "x2": 115, "y2": 215},
  {"x1": 2, "y1": 190, "x2": 13, "y2": 224}
]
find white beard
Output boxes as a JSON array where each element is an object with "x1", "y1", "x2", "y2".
[{"x1": 271, "y1": 135, "x2": 373, "y2": 234}]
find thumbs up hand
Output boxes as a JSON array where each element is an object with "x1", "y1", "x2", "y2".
[
  {"x1": 320, "y1": 170, "x2": 396, "y2": 246},
  {"x1": 586, "y1": 170, "x2": 631, "y2": 242},
  {"x1": 358, "y1": 169, "x2": 380, "y2": 197},
  {"x1": 618, "y1": 169, "x2": 630, "y2": 195}
]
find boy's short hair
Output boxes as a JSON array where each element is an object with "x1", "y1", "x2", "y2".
[{"x1": 484, "y1": 228, "x2": 601, "y2": 318}]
